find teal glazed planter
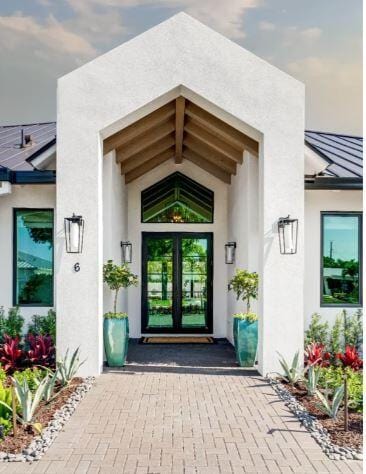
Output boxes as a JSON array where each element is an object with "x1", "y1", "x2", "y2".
[
  {"x1": 103, "y1": 318, "x2": 129, "y2": 367},
  {"x1": 233, "y1": 319, "x2": 258, "y2": 367}
]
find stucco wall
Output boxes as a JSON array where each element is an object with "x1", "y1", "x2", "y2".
[
  {"x1": 126, "y1": 160, "x2": 228, "y2": 338},
  {"x1": 0, "y1": 184, "x2": 56, "y2": 327},
  {"x1": 304, "y1": 189, "x2": 363, "y2": 327}
]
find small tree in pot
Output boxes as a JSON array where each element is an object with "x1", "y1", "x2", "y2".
[
  {"x1": 103, "y1": 260, "x2": 138, "y2": 367},
  {"x1": 228, "y1": 269, "x2": 259, "y2": 367}
]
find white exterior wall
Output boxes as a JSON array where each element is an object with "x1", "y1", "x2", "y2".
[
  {"x1": 304, "y1": 190, "x2": 363, "y2": 326},
  {"x1": 227, "y1": 153, "x2": 259, "y2": 344},
  {"x1": 0, "y1": 185, "x2": 56, "y2": 326},
  {"x1": 126, "y1": 160, "x2": 228, "y2": 338},
  {"x1": 56, "y1": 13, "x2": 304, "y2": 375}
]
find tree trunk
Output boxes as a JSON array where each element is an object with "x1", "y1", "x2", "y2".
[
  {"x1": 344, "y1": 374, "x2": 348, "y2": 432},
  {"x1": 114, "y1": 289, "x2": 119, "y2": 315}
]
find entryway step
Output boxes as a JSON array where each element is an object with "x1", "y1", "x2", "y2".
[{"x1": 141, "y1": 336, "x2": 214, "y2": 344}]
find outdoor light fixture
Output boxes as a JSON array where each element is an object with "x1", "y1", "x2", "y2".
[
  {"x1": 64, "y1": 214, "x2": 84, "y2": 253},
  {"x1": 225, "y1": 242, "x2": 236, "y2": 264},
  {"x1": 121, "y1": 241, "x2": 132, "y2": 264},
  {"x1": 278, "y1": 215, "x2": 298, "y2": 255}
]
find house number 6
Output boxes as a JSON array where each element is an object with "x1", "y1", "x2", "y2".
[{"x1": 74, "y1": 263, "x2": 80, "y2": 272}]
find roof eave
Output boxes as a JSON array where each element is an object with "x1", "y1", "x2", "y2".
[{"x1": 305, "y1": 176, "x2": 363, "y2": 190}]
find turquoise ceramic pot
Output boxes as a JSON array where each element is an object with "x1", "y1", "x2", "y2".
[
  {"x1": 233, "y1": 319, "x2": 258, "y2": 367},
  {"x1": 103, "y1": 318, "x2": 129, "y2": 367}
]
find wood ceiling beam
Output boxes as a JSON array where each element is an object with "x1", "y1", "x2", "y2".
[
  {"x1": 185, "y1": 102, "x2": 259, "y2": 156},
  {"x1": 124, "y1": 147, "x2": 175, "y2": 184},
  {"x1": 119, "y1": 134, "x2": 175, "y2": 173},
  {"x1": 184, "y1": 134, "x2": 237, "y2": 175},
  {"x1": 117, "y1": 120, "x2": 175, "y2": 162},
  {"x1": 175, "y1": 97, "x2": 185, "y2": 164},
  {"x1": 183, "y1": 147, "x2": 231, "y2": 184},
  {"x1": 184, "y1": 118, "x2": 243, "y2": 163},
  {"x1": 103, "y1": 102, "x2": 175, "y2": 155}
]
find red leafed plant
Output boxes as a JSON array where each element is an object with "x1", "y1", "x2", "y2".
[
  {"x1": 304, "y1": 342, "x2": 331, "y2": 367},
  {"x1": 26, "y1": 334, "x2": 55, "y2": 368},
  {"x1": 336, "y1": 345, "x2": 363, "y2": 371},
  {"x1": 0, "y1": 335, "x2": 24, "y2": 373}
]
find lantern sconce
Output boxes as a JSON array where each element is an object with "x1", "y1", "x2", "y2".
[
  {"x1": 121, "y1": 241, "x2": 132, "y2": 264},
  {"x1": 64, "y1": 214, "x2": 84, "y2": 254},
  {"x1": 278, "y1": 215, "x2": 298, "y2": 255},
  {"x1": 225, "y1": 242, "x2": 236, "y2": 264}
]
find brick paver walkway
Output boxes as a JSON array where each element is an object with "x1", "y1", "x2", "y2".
[{"x1": 5, "y1": 342, "x2": 363, "y2": 473}]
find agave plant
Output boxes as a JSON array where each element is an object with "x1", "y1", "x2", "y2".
[
  {"x1": 57, "y1": 348, "x2": 85, "y2": 386},
  {"x1": 316, "y1": 385, "x2": 344, "y2": 418},
  {"x1": 277, "y1": 351, "x2": 303, "y2": 386},
  {"x1": 303, "y1": 364, "x2": 320, "y2": 396},
  {"x1": 42, "y1": 370, "x2": 58, "y2": 403}
]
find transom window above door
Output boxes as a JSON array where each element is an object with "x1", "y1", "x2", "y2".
[{"x1": 141, "y1": 172, "x2": 214, "y2": 223}]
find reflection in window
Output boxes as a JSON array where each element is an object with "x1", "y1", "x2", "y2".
[
  {"x1": 15, "y1": 210, "x2": 53, "y2": 306},
  {"x1": 321, "y1": 213, "x2": 362, "y2": 306}
]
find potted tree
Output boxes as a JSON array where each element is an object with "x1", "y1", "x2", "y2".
[
  {"x1": 228, "y1": 269, "x2": 259, "y2": 367},
  {"x1": 103, "y1": 260, "x2": 138, "y2": 367}
]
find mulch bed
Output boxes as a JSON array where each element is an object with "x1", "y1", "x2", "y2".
[
  {"x1": 0, "y1": 377, "x2": 83, "y2": 454},
  {"x1": 284, "y1": 382, "x2": 363, "y2": 451}
]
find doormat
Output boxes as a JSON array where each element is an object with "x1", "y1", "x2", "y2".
[{"x1": 141, "y1": 337, "x2": 214, "y2": 344}]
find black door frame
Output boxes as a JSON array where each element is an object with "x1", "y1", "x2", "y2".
[{"x1": 141, "y1": 232, "x2": 213, "y2": 334}]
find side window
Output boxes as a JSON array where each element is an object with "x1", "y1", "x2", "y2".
[
  {"x1": 14, "y1": 209, "x2": 54, "y2": 306},
  {"x1": 321, "y1": 212, "x2": 362, "y2": 306}
]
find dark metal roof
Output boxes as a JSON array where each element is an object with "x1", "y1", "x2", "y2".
[
  {"x1": 305, "y1": 131, "x2": 363, "y2": 179},
  {"x1": 0, "y1": 122, "x2": 56, "y2": 171}
]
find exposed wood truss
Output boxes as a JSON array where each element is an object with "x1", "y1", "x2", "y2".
[{"x1": 103, "y1": 97, "x2": 259, "y2": 183}]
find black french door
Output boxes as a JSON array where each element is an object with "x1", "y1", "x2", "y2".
[{"x1": 142, "y1": 232, "x2": 213, "y2": 333}]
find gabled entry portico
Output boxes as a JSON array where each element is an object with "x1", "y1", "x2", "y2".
[{"x1": 56, "y1": 13, "x2": 305, "y2": 376}]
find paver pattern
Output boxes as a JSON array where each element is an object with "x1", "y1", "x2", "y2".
[{"x1": 4, "y1": 341, "x2": 363, "y2": 473}]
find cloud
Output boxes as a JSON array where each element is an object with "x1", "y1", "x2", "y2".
[
  {"x1": 287, "y1": 56, "x2": 362, "y2": 134},
  {"x1": 299, "y1": 27, "x2": 322, "y2": 41},
  {"x1": 258, "y1": 20, "x2": 276, "y2": 31}
]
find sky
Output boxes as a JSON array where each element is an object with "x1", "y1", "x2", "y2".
[{"x1": 0, "y1": 0, "x2": 362, "y2": 134}]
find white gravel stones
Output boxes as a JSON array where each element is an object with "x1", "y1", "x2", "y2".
[
  {"x1": 0, "y1": 376, "x2": 94, "y2": 463},
  {"x1": 267, "y1": 376, "x2": 363, "y2": 461}
]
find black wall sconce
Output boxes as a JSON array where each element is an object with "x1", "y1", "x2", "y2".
[
  {"x1": 225, "y1": 242, "x2": 236, "y2": 264},
  {"x1": 278, "y1": 215, "x2": 298, "y2": 254},
  {"x1": 64, "y1": 214, "x2": 84, "y2": 253},
  {"x1": 121, "y1": 241, "x2": 132, "y2": 264}
]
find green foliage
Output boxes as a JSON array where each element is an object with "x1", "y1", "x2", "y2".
[
  {"x1": 277, "y1": 351, "x2": 303, "y2": 386},
  {"x1": 27, "y1": 310, "x2": 56, "y2": 342},
  {"x1": 318, "y1": 366, "x2": 363, "y2": 412},
  {"x1": 103, "y1": 312, "x2": 128, "y2": 319},
  {"x1": 329, "y1": 314, "x2": 343, "y2": 354},
  {"x1": 305, "y1": 314, "x2": 329, "y2": 346},
  {"x1": 344, "y1": 309, "x2": 363, "y2": 350},
  {"x1": 0, "y1": 417, "x2": 12, "y2": 436},
  {"x1": 316, "y1": 385, "x2": 344, "y2": 418},
  {"x1": 0, "y1": 367, "x2": 6, "y2": 384},
  {"x1": 304, "y1": 365, "x2": 320, "y2": 396},
  {"x1": 228, "y1": 270, "x2": 258, "y2": 313},
  {"x1": 13, "y1": 368, "x2": 47, "y2": 392},
  {"x1": 103, "y1": 260, "x2": 138, "y2": 314},
  {"x1": 232, "y1": 312, "x2": 258, "y2": 323},
  {"x1": 57, "y1": 348, "x2": 85, "y2": 386},
  {"x1": 41, "y1": 370, "x2": 58, "y2": 403},
  {"x1": 0, "y1": 381, "x2": 12, "y2": 420},
  {"x1": 0, "y1": 307, "x2": 24, "y2": 340},
  {"x1": 10, "y1": 375, "x2": 49, "y2": 426}
]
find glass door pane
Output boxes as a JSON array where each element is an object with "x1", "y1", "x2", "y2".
[
  {"x1": 146, "y1": 238, "x2": 174, "y2": 329},
  {"x1": 181, "y1": 238, "x2": 208, "y2": 330}
]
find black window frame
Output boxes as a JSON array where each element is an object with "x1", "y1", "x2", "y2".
[
  {"x1": 320, "y1": 211, "x2": 363, "y2": 308},
  {"x1": 13, "y1": 208, "x2": 54, "y2": 307}
]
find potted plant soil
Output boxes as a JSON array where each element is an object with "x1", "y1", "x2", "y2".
[
  {"x1": 103, "y1": 260, "x2": 138, "y2": 367},
  {"x1": 228, "y1": 269, "x2": 259, "y2": 367}
]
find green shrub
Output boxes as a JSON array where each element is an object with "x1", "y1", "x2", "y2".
[
  {"x1": 329, "y1": 314, "x2": 343, "y2": 354},
  {"x1": 305, "y1": 314, "x2": 329, "y2": 346},
  {"x1": 13, "y1": 368, "x2": 47, "y2": 392},
  {"x1": 0, "y1": 367, "x2": 6, "y2": 384},
  {"x1": 344, "y1": 309, "x2": 363, "y2": 350},
  {"x1": 318, "y1": 366, "x2": 363, "y2": 412},
  {"x1": 0, "y1": 307, "x2": 24, "y2": 340},
  {"x1": 0, "y1": 381, "x2": 13, "y2": 434},
  {"x1": 27, "y1": 310, "x2": 56, "y2": 342},
  {"x1": 0, "y1": 417, "x2": 12, "y2": 436}
]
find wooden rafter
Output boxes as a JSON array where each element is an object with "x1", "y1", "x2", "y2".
[
  {"x1": 124, "y1": 147, "x2": 175, "y2": 184},
  {"x1": 103, "y1": 102, "x2": 175, "y2": 155},
  {"x1": 185, "y1": 101, "x2": 259, "y2": 156},
  {"x1": 184, "y1": 118, "x2": 243, "y2": 163},
  {"x1": 183, "y1": 147, "x2": 231, "y2": 184},
  {"x1": 184, "y1": 134, "x2": 237, "y2": 174},
  {"x1": 119, "y1": 135, "x2": 175, "y2": 174},
  {"x1": 117, "y1": 120, "x2": 175, "y2": 162},
  {"x1": 175, "y1": 97, "x2": 185, "y2": 164}
]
